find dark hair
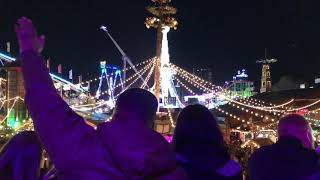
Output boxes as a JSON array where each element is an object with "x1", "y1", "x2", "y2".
[
  {"x1": 0, "y1": 131, "x2": 42, "y2": 179},
  {"x1": 173, "y1": 104, "x2": 225, "y2": 151},
  {"x1": 114, "y1": 88, "x2": 158, "y2": 123}
]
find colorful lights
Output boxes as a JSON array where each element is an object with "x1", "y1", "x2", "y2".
[
  {"x1": 95, "y1": 59, "x2": 155, "y2": 100},
  {"x1": 50, "y1": 73, "x2": 86, "y2": 93},
  {"x1": 174, "y1": 76, "x2": 196, "y2": 95},
  {"x1": 76, "y1": 58, "x2": 153, "y2": 86},
  {"x1": 140, "y1": 62, "x2": 155, "y2": 89},
  {"x1": 0, "y1": 97, "x2": 21, "y2": 125},
  {"x1": 287, "y1": 99, "x2": 320, "y2": 112},
  {"x1": 168, "y1": 109, "x2": 175, "y2": 128},
  {"x1": 0, "y1": 52, "x2": 16, "y2": 62},
  {"x1": 114, "y1": 60, "x2": 155, "y2": 99}
]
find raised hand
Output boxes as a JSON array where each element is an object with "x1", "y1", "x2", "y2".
[{"x1": 15, "y1": 17, "x2": 45, "y2": 53}]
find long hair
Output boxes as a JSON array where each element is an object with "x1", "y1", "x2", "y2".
[
  {"x1": 173, "y1": 104, "x2": 225, "y2": 152},
  {"x1": 0, "y1": 131, "x2": 42, "y2": 180}
]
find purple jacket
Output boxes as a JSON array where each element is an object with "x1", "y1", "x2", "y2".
[
  {"x1": 249, "y1": 136, "x2": 319, "y2": 180},
  {"x1": 21, "y1": 51, "x2": 186, "y2": 180}
]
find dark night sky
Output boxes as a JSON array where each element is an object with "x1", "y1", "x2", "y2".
[{"x1": 1, "y1": 0, "x2": 320, "y2": 86}]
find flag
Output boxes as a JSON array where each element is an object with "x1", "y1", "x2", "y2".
[
  {"x1": 78, "y1": 75, "x2": 82, "y2": 84},
  {"x1": 6, "y1": 42, "x2": 10, "y2": 53},
  {"x1": 69, "y1": 69, "x2": 73, "y2": 80},
  {"x1": 58, "y1": 64, "x2": 62, "y2": 74},
  {"x1": 46, "y1": 58, "x2": 50, "y2": 69}
]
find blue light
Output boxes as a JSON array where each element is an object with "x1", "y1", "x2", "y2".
[
  {"x1": 0, "y1": 52, "x2": 16, "y2": 62},
  {"x1": 0, "y1": 52, "x2": 86, "y2": 93},
  {"x1": 50, "y1": 73, "x2": 73, "y2": 84},
  {"x1": 106, "y1": 65, "x2": 120, "y2": 70}
]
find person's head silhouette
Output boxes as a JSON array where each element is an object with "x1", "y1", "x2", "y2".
[
  {"x1": 0, "y1": 131, "x2": 42, "y2": 180},
  {"x1": 113, "y1": 88, "x2": 158, "y2": 128},
  {"x1": 173, "y1": 104, "x2": 225, "y2": 151},
  {"x1": 278, "y1": 114, "x2": 314, "y2": 149}
]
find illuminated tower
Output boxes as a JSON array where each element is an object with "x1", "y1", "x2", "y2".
[
  {"x1": 145, "y1": 0, "x2": 179, "y2": 107},
  {"x1": 260, "y1": 64, "x2": 272, "y2": 93},
  {"x1": 257, "y1": 49, "x2": 277, "y2": 93}
]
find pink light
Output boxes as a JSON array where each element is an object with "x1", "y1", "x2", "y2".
[
  {"x1": 164, "y1": 135, "x2": 173, "y2": 143},
  {"x1": 296, "y1": 109, "x2": 309, "y2": 115}
]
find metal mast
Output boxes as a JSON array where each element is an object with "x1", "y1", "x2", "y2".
[{"x1": 100, "y1": 26, "x2": 146, "y2": 90}]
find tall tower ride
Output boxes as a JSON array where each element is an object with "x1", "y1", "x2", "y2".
[{"x1": 145, "y1": 0, "x2": 179, "y2": 107}]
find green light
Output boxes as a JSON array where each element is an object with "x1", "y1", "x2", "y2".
[
  {"x1": 13, "y1": 121, "x2": 21, "y2": 129},
  {"x1": 7, "y1": 109, "x2": 15, "y2": 127}
]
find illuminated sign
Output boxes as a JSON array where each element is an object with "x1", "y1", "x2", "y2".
[
  {"x1": 164, "y1": 96, "x2": 176, "y2": 106},
  {"x1": 236, "y1": 69, "x2": 248, "y2": 78},
  {"x1": 100, "y1": 61, "x2": 106, "y2": 69}
]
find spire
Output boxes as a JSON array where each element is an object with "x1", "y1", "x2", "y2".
[{"x1": 256, "y1": 49, "x2": 278, "y2": 93}]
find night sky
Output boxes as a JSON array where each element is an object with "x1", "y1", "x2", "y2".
[{"x1": 1, "y1": 0, "x2": 320, "y2": 86}]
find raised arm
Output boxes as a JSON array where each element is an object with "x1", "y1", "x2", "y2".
[{"x1": 15, "y1": 17, "x2": 96, "y2": 170}]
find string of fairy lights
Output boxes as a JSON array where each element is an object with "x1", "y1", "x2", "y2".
[
  {"x1": 93, "y1": 59, "x2": 155, "y2": 100},
  {"x1": 311, "y1": 108, "x2": 320, "y2": 113},
  {"x1": 237, "y1": 96, "x2": 294, "y2": 110},
  {"x1": 170, "y1": 63, "x2": 299, "y2": 110},
  {"x1": 173, "y1": 70, "x2": 268, "y2": 127},
  {"x1": 176, "y1": 69, "x2": 289, "y2": 113},
  {"x1": 238, "y1": 98, "x2": 293, "y2": 110},
  {"x1": 173, "y1": 63, "x2": 320, "y2": 116},
  {"x1": 0, "y1": 58, "x2": 156, "y2": 137},
  {"x1": 69, "y1": 58, "x2": 320, "y2": 133},
  {"x1": 175, "y1": 74, "x2": 256, "y2": 125},
  {"x1": 174, "y1": 65, "x2": 282, "y2": 114},
  {"x1": 286, "y1": 99, "x2": 320, "y2": 112},
  {"x1": 175, "y1": 74, "x2": 266, "y2": 125},
  {"x1": 226, "y1": 102, "x2": 280, "y2": 119},
  {"x1": 167, "y1": 109, "x2": 175, "y2": 128},
  {"x1": 0, "y1": 97, "x2": 25, "y2": 125},
  {"x1": 170, "y1": 63, "x2": 320, "y2": 130},
  {"x1": 140, "y1": 62, "x2": 155, "y2": 89},
  {"x1": 173, "y1": 76, "x2": 196, "y2": 95},
  {"x1": 72, "y1": 60, "x2": 155, "y2": 112},
  {"x1": 76, "y1": 58, "x2": 154, "y2": 86},
  {"x1": 177, "y1": 71, "x2": 320, "y2": 129},
  {"x1": 114, "y1": 60, "x2": 155, "y2": 99},
  {"x1": 3, "y1": 52, "x2": 320, "y2": 141}
]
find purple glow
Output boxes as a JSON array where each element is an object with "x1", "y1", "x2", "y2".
[{"x1": 164, "y1": 135, "x2": 173, "y2": 143}]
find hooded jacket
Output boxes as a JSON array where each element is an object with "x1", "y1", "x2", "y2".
[
  {"x1": 21, "y1": 51, "x2": 186, "y2": 180},
  {"x1": 176, "y1": 144, "x2": 242, "y2": 180}
]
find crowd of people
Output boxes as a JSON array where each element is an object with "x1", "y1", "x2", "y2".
[{"x1": 0, "y1": 17, "x2": 320, "y2": 180}]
